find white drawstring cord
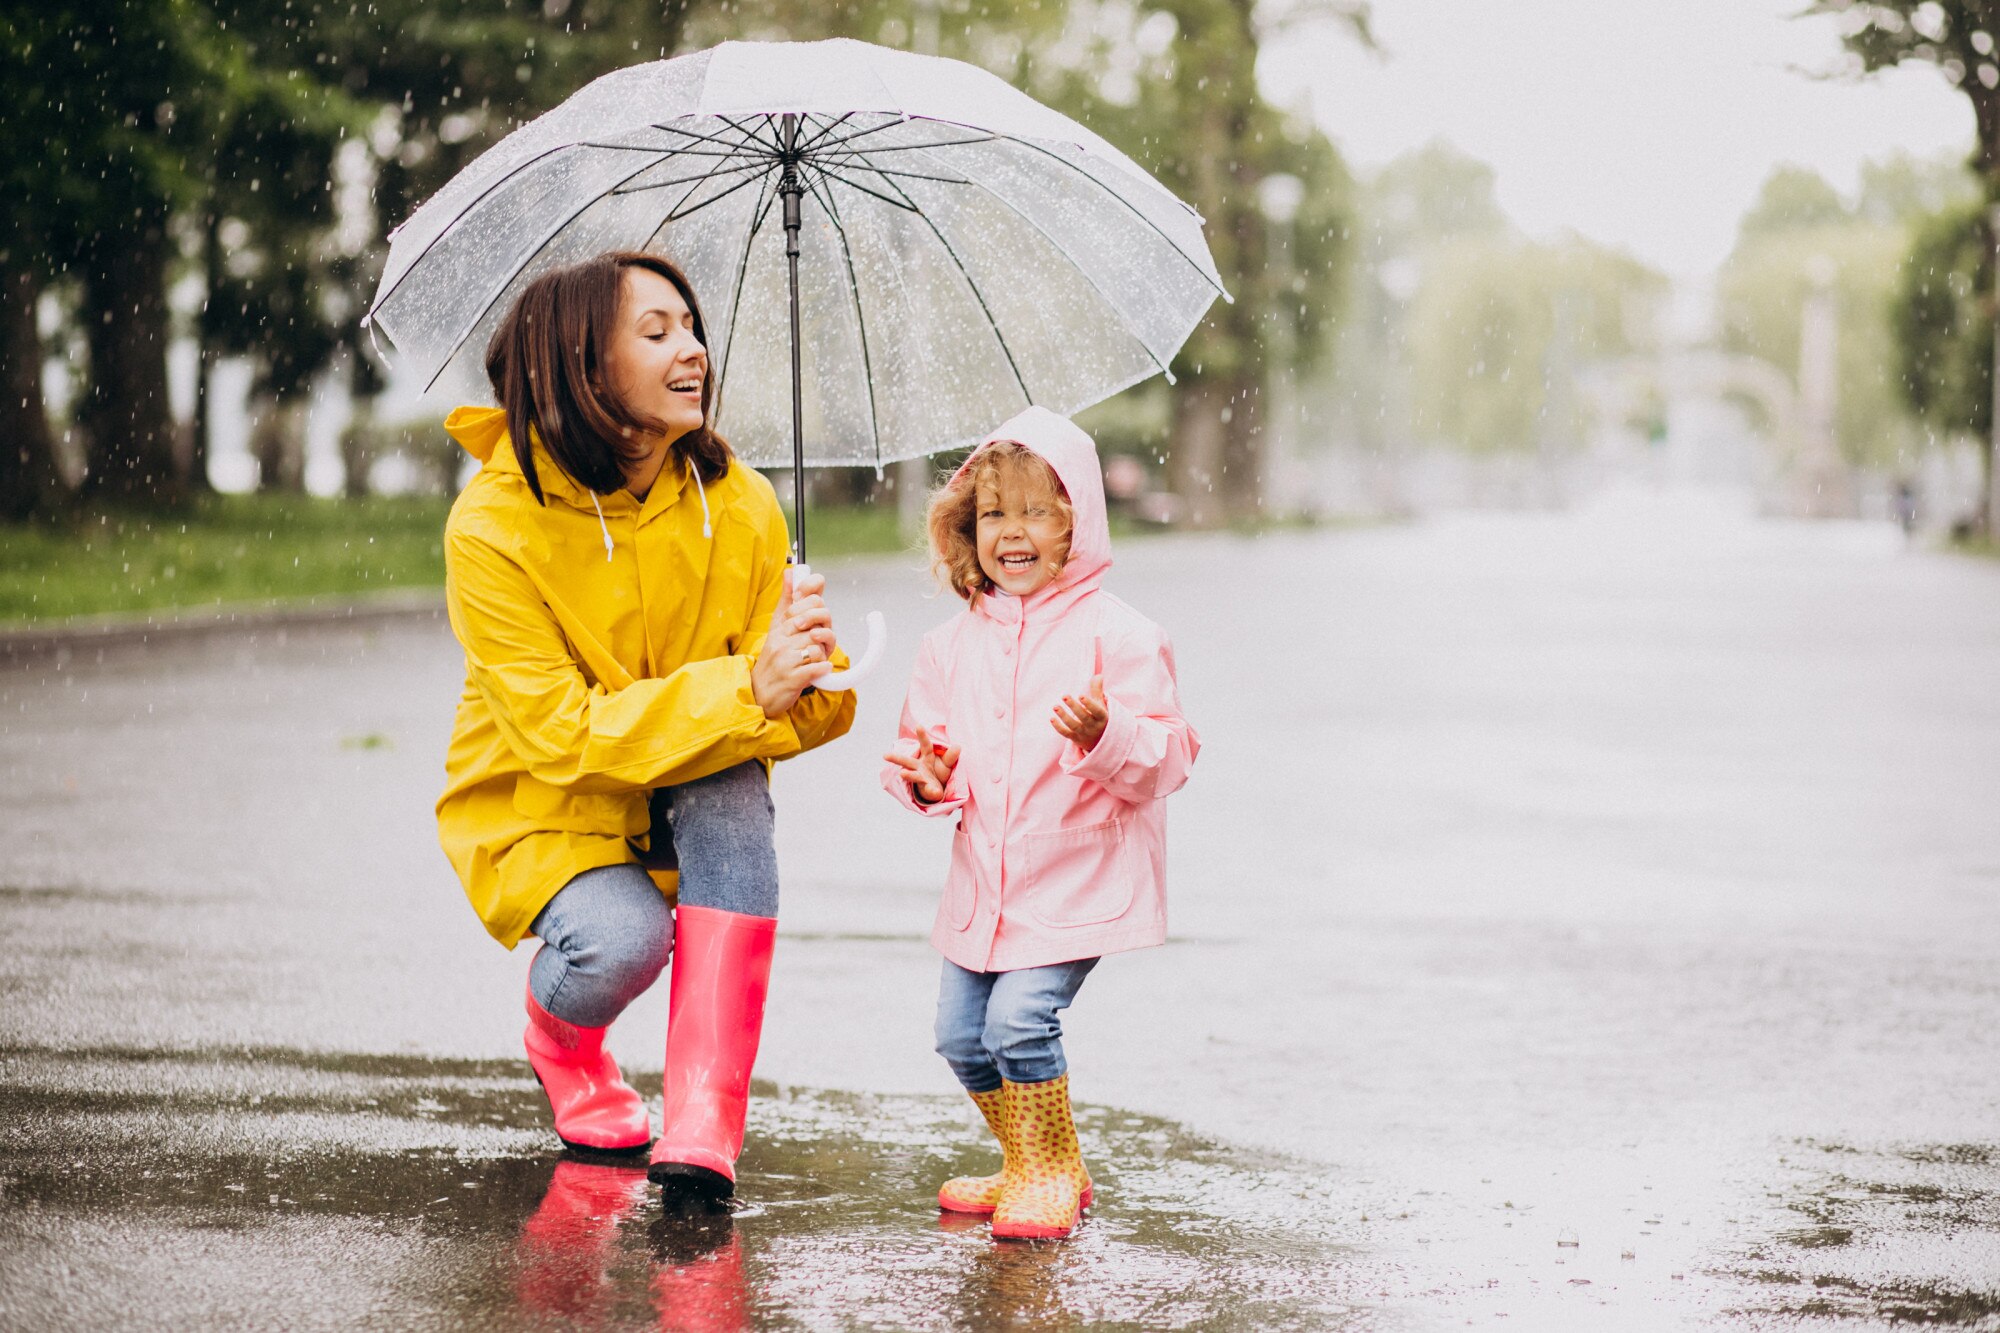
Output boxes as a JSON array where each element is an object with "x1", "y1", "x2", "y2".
[
  {"x1": 691, "y1": 464, "x2": 712, "y2": 539},
  {"x1": 589, "y1": 491, "x2": 614, "y2": 563}
]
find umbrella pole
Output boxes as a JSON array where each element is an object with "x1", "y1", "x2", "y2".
[{"x1": 780, "y1": 112, "x2": 806, "y2": 565}]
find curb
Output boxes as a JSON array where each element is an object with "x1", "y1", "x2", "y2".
[{"x1": 0, "y1": 589, "x2": 448, "y2": 665}]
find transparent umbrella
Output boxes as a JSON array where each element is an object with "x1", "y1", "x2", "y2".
[{"x1": 366, "y1": 37, "x2": 1227, "y2": 687}]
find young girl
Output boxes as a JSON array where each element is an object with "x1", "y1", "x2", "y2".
[{"x1": 881, "y1": 406, "x2": 1198, "y2": 1240}]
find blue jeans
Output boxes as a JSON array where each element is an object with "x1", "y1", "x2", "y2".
[
  {"x1": 528, "y1": 761, "x2": 778, "y2": 1028},
  {"x1": 934, "y1": 957, "x2": 1098, "y2": 1093}
]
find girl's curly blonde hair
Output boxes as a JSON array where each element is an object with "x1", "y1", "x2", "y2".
[{"x1": 925, "y1": 441, "x2": 1073, "y2": 601}]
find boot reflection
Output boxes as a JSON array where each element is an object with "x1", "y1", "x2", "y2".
[
  {"x1": 514, "y1": 1158, "x2": 652, "y2": 1320},
  {"x1": 954, "y1": 1236, "x2": 1072, "y2": 1327},
  {"x1": 649, "y1": 1209, "x2": 750, "y2": 1333}
]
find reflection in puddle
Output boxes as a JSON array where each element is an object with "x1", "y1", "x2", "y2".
[{"x1": 0, "y1": 1046, "x2": 1368, "y2": 1330}]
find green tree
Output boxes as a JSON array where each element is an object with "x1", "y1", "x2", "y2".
[
  {"x1": 0, "y1": 1, "x2": 707, "y2": 518},
  {"x1": 1404, "y1": 234, "x2": 1664, "y2": 455},
  {"x1": 1810, "y1": 0, "x2": 2000, "y2": 526},
  {"x1": 1716, "y1": 166, "x2": 1932, "y2": 469},
  {"x1": 1331, "y1": 141, "x2": 1510, "y2": 458},
  {"x1": 1896, "y1": 199, "x2": 1991, "y2": 444}
]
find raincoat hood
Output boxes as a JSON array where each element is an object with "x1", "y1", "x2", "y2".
[
  {"x1": 953, "y1": 407, "x2": 1111, "y2": 604},
  {"x1": 444, "y1": 404, "x2": 511, "y2": 466},
  {"x1": 444, "y1": 404, "x2": 655, "y2": 507},
  {"x1": 444, "y1": 404, "x2": 713, "y2": 552}
]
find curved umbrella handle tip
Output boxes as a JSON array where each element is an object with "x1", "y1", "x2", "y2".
[{"x1": 812, "y1": 610, "x2": 887, "y2": 692}]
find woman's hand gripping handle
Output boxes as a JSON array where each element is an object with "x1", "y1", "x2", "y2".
[
  {"x1": 789, "y1": 563, "x2": 886, "y2": 693},
  {"x1": 751, "y1": 568, "x2": 839, "y2": 719}
]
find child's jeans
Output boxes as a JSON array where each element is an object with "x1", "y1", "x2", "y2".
[
  {"x1": 934, "y1": 956, "x2": 1099, "y2": 1093},
  {"x1": 527, "y1": 760, "x2": 778, "y2": 1029}
]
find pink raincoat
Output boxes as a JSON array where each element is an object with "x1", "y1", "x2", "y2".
[{"x1": 882, "y1": 407, "x2": 1199, "y2": 972}]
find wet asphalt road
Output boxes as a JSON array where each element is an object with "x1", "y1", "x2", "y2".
[{"x1": 2, "y1": 484, "x2": 1998, "y2": 1330}]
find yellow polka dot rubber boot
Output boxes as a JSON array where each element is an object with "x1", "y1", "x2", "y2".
[
  {"x1": 990, "y1": 1073, "x2": 1091, "y2": 1240},
  {"x1": 938, "y1": 1088, "x2": 1015, "y2": 1214}
]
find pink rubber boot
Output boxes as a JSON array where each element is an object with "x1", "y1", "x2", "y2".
[
  {"x1": 647, "y1": 906, "x2": 777, "y2": 1204},
  {"x1": 523, "y1": 983, "x2": 652, "y2": 1153}
]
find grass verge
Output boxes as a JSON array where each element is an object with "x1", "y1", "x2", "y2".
[{"x1": 0, "y1": 492, "x2": 918, "y2": 626}]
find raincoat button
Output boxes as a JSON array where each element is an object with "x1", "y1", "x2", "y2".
[
  {"x1": 993, "y1": 705, "x2": 1004, "y2": 718},
  {"x1": 990, "y1": 772, "x2": 1002, "y2": 783}
]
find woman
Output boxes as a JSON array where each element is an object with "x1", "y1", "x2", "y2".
[{"x1": 436, "y1": 250, "x2": 855, "y2": 1207}]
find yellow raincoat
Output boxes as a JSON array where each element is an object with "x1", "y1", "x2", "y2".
[{"x1": 435, "y1": 406, "x2": 855, "y2": 947}]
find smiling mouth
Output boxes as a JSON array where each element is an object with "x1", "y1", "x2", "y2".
[
  {"x1": 998, "y1": 553, "x2": 1037, "y2": 572},
  {"x1": 667, "y1": 378, "x2": 702, "y2": 394}
]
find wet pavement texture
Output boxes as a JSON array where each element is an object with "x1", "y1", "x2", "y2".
[
  {"x1": 0, "y1": 1046, "x2": 1359, "y2": 1331},
  {"x1": 3, "y1": 485, "x2": 1998, "y2": 1329}
]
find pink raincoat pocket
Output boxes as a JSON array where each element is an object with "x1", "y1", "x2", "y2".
[
  {"x1": 1020, "y1": 814, "x2": 1138, "y2": 928},
  {"x1": 942, "y1": 827, "x2": 980, "y2": 930}
]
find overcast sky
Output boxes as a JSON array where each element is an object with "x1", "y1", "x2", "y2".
[{"x1": 1258, "y1": 0, "x2": 1975, "y2": 278}]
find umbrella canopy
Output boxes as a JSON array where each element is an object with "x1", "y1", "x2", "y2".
[{"x1": 365, "y1": 38, "x2": 1228, "y2": 474}]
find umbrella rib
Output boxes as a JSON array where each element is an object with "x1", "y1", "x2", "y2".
[
  {"x1": 650, "y1": 116, "x2": 780, "y2": 159},
  {"x1": 715, "y1": 114, "x2": 787, "y2": 158},
  {"x1": 609, "y1": 157, "x2": 770, "y2": 197},
  {"x1": 814, "y1": 150, "x2": 975, "y2": 187},
  {"x1": 804, "y1": 169, "x2": 886, "y2": 471},
  {"x1": 633, "y1": 158, "x2": 774, "y2": 257},
  {"x1": 816, "y1": 166, "x2": 925, "y2": 214},
  {"x1": 813, "y1": 133, "x2": 1003, "y2": 159},
  {"x1": 798, "y1": 116, "x2": 918, "y2": 154},
  {"x1": 865, "y1": 168, "x2": 1033, "y2": 408},
  {"x1": 980, "y1": 130, "x2": 1226, "y2": 298},
  {"x1": 664, "y1": 162, "x2": 779, "y2": 222},
  {"x1": 417, "y1": 152, "x2": 670, "y2": 393},
  {"x1": 570, "y1": 136, "x2": 741, "y2": 158},
  {"x1": 371, "y1": 141, "x2": 646, "y2": 323},
  {"x1": 711, "y1": 171, "x2": 783, "y2": 412},
  {"x1": 806, "y1": 119, "x2": 997, "y2": 155},
  {"x1": 870, "y1": 141, "x2": 1178, "y2": 383},
  {"x1": 796, "y1": 112, "x2": 857, "y2": 155}
]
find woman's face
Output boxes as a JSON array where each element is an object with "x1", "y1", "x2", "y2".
[
  {"x1": 602, "y1": 267, "x2": 708, "y2": 446},
  {"x1": 975, "y1": 463, "x2": 1070, "y2": 597}
]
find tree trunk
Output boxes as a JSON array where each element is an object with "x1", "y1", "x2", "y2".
[
  {"x1": 188, "y1": 207, "x2": 221, "y2": 495},
  {"x1": 1167, "y1": 373, "x2": 1232, "y2": 528},
  {"x1": 251, "y1": 398, "x2": 308, "y2": 494},
  {"x1": 78, "y1": 205, "x2": 184, "y2": 508},
  {"x1": 0, "y1": 255, "x2": 67, "y2": 521}
]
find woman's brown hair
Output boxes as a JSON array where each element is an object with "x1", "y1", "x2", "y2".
[
  {"x1": 925, "y1": 442, "x2": 1073, "y2": 601},
  {"x1": 483, "y1": 251, "x2": 730, "y2": 503}
]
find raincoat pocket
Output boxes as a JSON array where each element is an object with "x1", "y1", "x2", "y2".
[
  {"x1": 511, "y1": 774, "x2": 646, "y2": 838},
  {"x1": 942, "y1": 827, "x2": 979, "y2": 930},
  {"x1": 1020, "y1": 814, "x2": 1137, "y2": 928}
]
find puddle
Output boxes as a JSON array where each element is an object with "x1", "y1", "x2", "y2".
[
  {"x1": 0, "y1": 1046, "x2": 1373, "y2": 1331},
  {"x1": 1721, "y1": 1137, "x2": 2000, "y2": 1330}
]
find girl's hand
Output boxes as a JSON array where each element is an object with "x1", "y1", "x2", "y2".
[
  {"x1": 883, "y1": 725, "x2": 959, "y2": 804},
  {"x1": 1051, "y1": 675, "x2": 1108, "y2": 752},
  {"x1": 752, "y1": 570, "x2": 839, "y2": 719}
]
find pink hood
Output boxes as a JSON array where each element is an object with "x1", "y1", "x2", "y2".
[{"x1": 954, "y1": 406, "x2": 1112, "y2": 612}]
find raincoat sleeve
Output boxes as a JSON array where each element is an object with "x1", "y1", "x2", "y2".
[
  {"x1": 882, "y1": 630, "x2": 968, "y2": 817},
  {"x1": 1061, "y1": 621, "x2": 1198, "y2": 803},
  {"x1": 446, "y1": 528, "x2": 804, "y2": 793},
  {"x1": 737, "y1": 498, "x2": 857, "y2": 756}
]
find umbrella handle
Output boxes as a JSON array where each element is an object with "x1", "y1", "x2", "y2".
[{"x1": 788, "y1": 563, "x2": 887, "y2": 692}]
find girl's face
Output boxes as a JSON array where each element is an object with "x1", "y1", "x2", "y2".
[
  {"x1": 602, "y1": 267, "x2": 708, "y2": 446},
  {"x1": 975, "y1": 463, "x2": 1070, "y2": 597}
]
